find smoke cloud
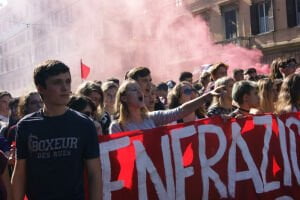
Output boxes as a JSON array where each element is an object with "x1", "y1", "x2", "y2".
[{"x1": 3, "y1": 0, "x2": 268, "y2": 94}]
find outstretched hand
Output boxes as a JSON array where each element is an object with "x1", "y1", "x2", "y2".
[{"x1": 210, "y1": 85, "x2": 226, "y2": 97}]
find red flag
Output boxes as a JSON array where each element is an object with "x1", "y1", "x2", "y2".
[{"x1": 81, "y1": 60, "x2": 90, "y2": 80}]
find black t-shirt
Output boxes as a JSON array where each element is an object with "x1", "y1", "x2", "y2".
[{"x1": 16, "y1": 109, "x2": 100, "y2": 200}]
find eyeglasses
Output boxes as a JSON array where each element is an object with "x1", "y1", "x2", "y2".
[{"x1": 182, "y1": 88, "x2": 193, "y2": 95}]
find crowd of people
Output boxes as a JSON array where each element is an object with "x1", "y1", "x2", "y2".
[{"x1": 0, "y1": 56, "x2": 299, "y2": 199}]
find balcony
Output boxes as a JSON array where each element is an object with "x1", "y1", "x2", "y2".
[{"x1": 215, "y1": 36, "x2": 252, "y2": 48}]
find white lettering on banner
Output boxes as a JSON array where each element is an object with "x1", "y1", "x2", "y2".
[
  {"x1": 171, "y1": 125, "x2": 196, "y2": 200},
  {"x1": 285, "y1": 117, "x2": 300, "y2": 185},
  {"x1": 99, "y1": 115, "x2": 300, "y2": 199},
  {"x1": 253, "y1": 115, "x2": 280, "y2": 192},
  {"x1": 133, "y1": 137, "x2": 175, "y2": 200},
  {"x1": 228, "y1": 122, "x2": 263, "y2": 198},
  {"x1": 198, "y1": 125, "x2": 228, "y2": 200},
  {"x1": 277, "y1": 118, "x2": 292, "y2": 186},
  {"x1": 100, "y1": 137, "x2": 130, "y2": 200}
]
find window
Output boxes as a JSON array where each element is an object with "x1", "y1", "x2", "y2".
[
  {"x1": 250, "y1": 0, "x2": 274, "y2": 35},
  {"x1": 222, "y1": 7, "x2": 238, "y2": 39},
  {"x1": 286, "y1": 0, "x2": 300, "y2": 27}
]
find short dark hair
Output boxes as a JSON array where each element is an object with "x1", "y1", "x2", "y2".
[
  {"x1": 244, "y1": 68, "x2": 257, "y2": 75},
  {"x1": 107, "y1": 78, "x2": 120, "y2": 86},
  {"x1": 157, "y1": 82, "x2": 168, "y2": 91},
  {"x1": 34, "y1": 60, "x2": 70, "y2": 88},
  {"x1": 127, "y1": 67, "x2": 151, "y2": 81},
  {"x1": 232, "y1": 80, "x2": 257, "y2": 105},
  {"x1": 233, "y1": 69, "x2": 244, "y2": 76},
  {"x1": 209, "y1": 63, "x2": 228, "y2": 76},
  {"x1": 179, "y1": 72, "x2": 193, "y2": 82}
]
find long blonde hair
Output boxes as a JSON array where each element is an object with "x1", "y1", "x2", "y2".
[
  {"x1": 257, "y1": 78, "x2": 275, "y2": 113},
  {"x1": 114, "y1": 80, "x2": 148, "y2": 123},
  {"x1": 275, "y1": 74, "x2": 300, "y2": 114}
]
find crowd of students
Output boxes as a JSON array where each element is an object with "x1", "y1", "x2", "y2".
[{"x1": 0, "y1": 56, "x2": 298, "y2": 199}]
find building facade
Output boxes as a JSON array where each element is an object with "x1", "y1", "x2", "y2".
[
  {"x1": 1, "y1": 0, "x2": 299, "y2": 95},
  {"x1": 186, "y1": 0, "x2": 300, "y2": 64},
  {"x1": 0, "y1": 0, "x2": 82, "y2": 96}
]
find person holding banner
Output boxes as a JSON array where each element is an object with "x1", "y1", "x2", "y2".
[
  {"x1": 275, "y1": 73, "x2": 300, "y2": 114},
  {"x1": 207, "y1": 76, "x2": 235, "y2": 117},
  {"x1": 230, "y1": 80, "x2": 260, "y2": 117},
  {"x1": 251, "y1": 78, "x2": 277, "y2": 114},
  {"x1": 109, "y1": 80, "x2": 223, "y2": 133}
]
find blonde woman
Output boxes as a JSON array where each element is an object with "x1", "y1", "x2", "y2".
[
  {"x1": 207, "y1": 77, "x2": 234, "y2": 117},
  {"x1": 251, "y1": 78, "x2": 277, "y2": 114},
  {"x1": 109, "y1": 80, "x2": 223, "y2": 133},
  {"x1": 275, "y1": 74, "x2": 300, "y2": 114}
]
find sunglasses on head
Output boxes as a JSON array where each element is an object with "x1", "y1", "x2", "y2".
[
  {"x1": 280, "y1": 62, "x2": 297, "y2": 69},
  {"x1": 183, "y1": 88, "x2": 193, "y2": 95}
]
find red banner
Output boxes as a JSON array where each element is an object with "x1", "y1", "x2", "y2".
[{"x1": 99, "y1": 113, "x2": 300, "y2": 200}]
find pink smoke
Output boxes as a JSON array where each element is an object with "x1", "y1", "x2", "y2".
[
  {"x1": 67, "y1": 0, "x2": 268, "y2": 83},
  {"x1": 5, "y1": 0, "x2": 269, "y2": 91}
]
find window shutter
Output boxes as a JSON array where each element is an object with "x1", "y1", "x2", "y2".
[
  {"x1": 286, "y1": 0, "x2": 297, "y2": 27},
  {"x1": 267, "y1": 0, "x2": 274, "y2": 31},
  {"x1": 250, "y1": 4, "x2": 259, "y2": 35}
]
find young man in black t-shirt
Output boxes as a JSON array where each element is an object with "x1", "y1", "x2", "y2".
[{"x1": 11, "y1": 60, "x2": 102, "y2": 200}]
